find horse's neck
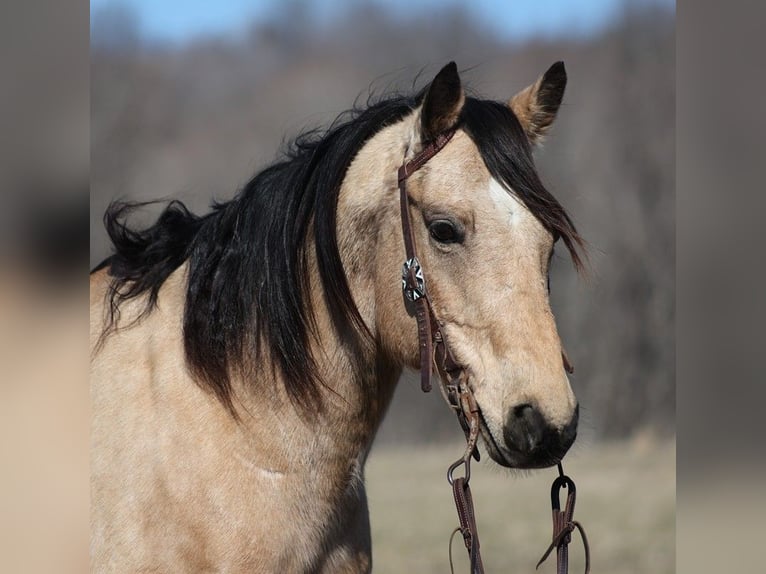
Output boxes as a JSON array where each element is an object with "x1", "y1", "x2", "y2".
[
  {"x1": 228, "y1": 342, "x2": 397, "y2": 501},
  {"x1": 233, "y1": 119, "x2": 410, "y2": 477},
  {"x1": 212, "y1": 117, "x2": 412, "y2": 483},
  {"x1": 230, "y1": 271, "x2": 400, "y2": 483},
  {"x1": 288, "y1": 118, "x2": 414, "y2": 465}
]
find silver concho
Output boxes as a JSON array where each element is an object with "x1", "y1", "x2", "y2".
[{"x1": 401, "y1": 257, "x2": 426, "y2": 301}]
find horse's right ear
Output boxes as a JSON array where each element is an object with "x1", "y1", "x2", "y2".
[
  {"x1": 509, "y1": 61, "x2": 567, "y2": 145},
  {"x1": 420, "y1": 62, "x2": 465, "y2": 142}
]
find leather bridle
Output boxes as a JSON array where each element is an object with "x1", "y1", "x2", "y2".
[
  {"x1": 398, "y1": 127, "x2": 486, "y2": 573},
  {"x1": 397, "y1": 127, "x2": 589, "y2": 574},
  {"x1": 398, "y1": 128, "x2": 477, "y2": 436},
  {"x1": 398, "y1": 130, "x2": 476, "y2": 424}
]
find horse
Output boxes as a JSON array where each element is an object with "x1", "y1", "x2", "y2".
[{"x1": 90, "y1": 61, "x2": 584, "y2": 572}]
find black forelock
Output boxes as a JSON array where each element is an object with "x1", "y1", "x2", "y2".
[{"x1": 460, "y1": 97, "x2": 584, "y2": 270}]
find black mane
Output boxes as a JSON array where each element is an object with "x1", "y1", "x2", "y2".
[{"x1": 96, "y1": 89, "x2": 583, "y2": 415}]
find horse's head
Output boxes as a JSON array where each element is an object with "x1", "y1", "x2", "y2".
[{"x1": 348, "y1": 63, "x2": 583, "y2": 469}]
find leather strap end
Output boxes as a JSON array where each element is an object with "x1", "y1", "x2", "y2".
[
  {"x1": 415, "y1": 300, "x2": 434, "y2": 392},
  {"x1": 420, "y1": 362, "x2": 432, "y2": 392}
]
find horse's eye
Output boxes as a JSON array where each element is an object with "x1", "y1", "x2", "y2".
[{"x1": 428, "y1": 219, "x2": 462, "y2": 244}]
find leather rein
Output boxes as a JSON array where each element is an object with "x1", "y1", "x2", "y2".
[{"x1": 397, "y1": 127, "x2": 589, "y2": 574}]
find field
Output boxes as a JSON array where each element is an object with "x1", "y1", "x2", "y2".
[{"x1": 366, "y1": 437, "x2": 675, "y2": 573}]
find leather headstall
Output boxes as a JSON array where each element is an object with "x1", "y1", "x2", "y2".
[{"x1": 397, "y1": 128, "x2": 478, "y2": 444}]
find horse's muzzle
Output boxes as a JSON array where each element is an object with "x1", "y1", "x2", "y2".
[{"x1": 500, "y1": 403, "x2": 579, "y2": 469}]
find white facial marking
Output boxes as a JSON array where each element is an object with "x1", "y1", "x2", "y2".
[{"x1": 487, "y1": 178, "x2": 527, "y2": 227}]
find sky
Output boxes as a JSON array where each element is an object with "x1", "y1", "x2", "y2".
[{"x1": 90, "y1": 0, "x2": 675, "y2": 44}]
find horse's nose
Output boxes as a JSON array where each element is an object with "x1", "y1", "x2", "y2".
[{"x1": 503, "y1": 404, "x2": 578, "y2": 466}]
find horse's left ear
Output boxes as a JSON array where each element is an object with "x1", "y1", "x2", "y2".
[
  {"x1": 509, "y1": 61, "x2": 567, "y2": 145},
  {"x1": 420, "y1": 61, "x2": 465, "y2": 141}
]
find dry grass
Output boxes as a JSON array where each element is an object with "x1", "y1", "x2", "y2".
[{"x1": 366, "y1": 436, "x2": 675, "y2": 573}]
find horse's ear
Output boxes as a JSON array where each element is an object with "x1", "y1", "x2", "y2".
[
  {"x1": 509, "y1": 61, "x2": 567, "y2": 145},
  {"x1": 420, "y1": 62, "x2": 465, "y2": 141}
]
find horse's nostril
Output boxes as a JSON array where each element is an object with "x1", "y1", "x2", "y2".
[
  {"x1": 502, "y1": 403, "x2": 579, "y2": 465},
  {"x1": 513, "y1": 403, "x2": 534, "y2": 418},
  {"x1": 504, "y1": 404, "x2": 546, "y2": 454}
]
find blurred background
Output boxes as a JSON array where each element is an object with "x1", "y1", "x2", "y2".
[
  {"x1": 89, "y1": 0, "x2": 676, "y2": 572},
  {"x1": 88, "y1": 0, "x2": 675, "y2": 571}
]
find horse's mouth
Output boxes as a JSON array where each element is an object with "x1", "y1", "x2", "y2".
[
  {"x1": 476, "y1": 408, "x2": 514, "y2": 467},
  {"x1": 476, "y1": 406, "x2": 563, "y2": 470}
]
